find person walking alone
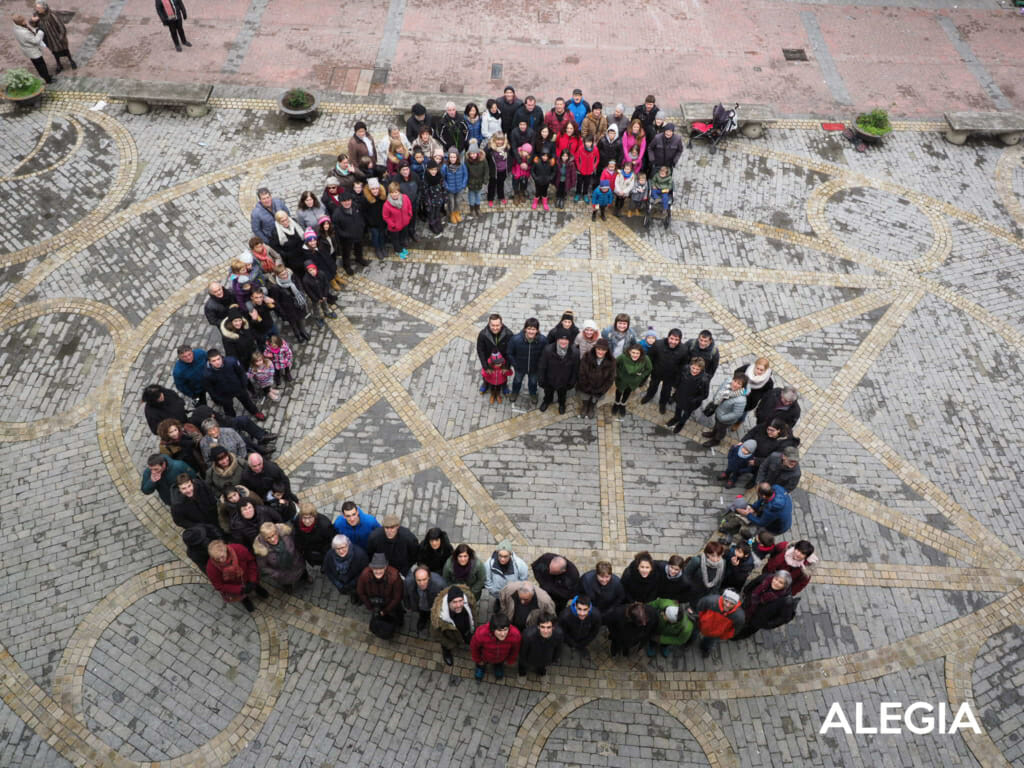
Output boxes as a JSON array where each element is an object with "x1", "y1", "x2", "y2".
[{"x1": 155, "y1": 0, "x2": 190, "y2": 52}]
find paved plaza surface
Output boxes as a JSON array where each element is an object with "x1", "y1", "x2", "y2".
[
  {"x1": 1, "y1": 0, "x2": 1024, "y2": 117},
  {"x1": 2, "y1": 84, "x2": 1024, "y2": 767}
]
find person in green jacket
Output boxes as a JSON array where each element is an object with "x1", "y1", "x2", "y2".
[
  {"x1": 443, "y1": 543, "x2": 487, "y2": 601},
  {"x1": 613, "y1": 343, "x2": 652, "y2": 417},
  {"x1": 647, "y1": 598, "x2": 695, "y2": 657}
]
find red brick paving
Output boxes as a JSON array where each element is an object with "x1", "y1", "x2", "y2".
[{"x1": 3, "y1": 0, "x2": 1022, "y2": 116}]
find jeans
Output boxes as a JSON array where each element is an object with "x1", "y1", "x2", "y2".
[
  {"x1": 511, "y1": 370, "x2": 538, "y2": 396},
  {"x1": 467, "y1": 189, "x2": 482, "y2": 206},
  {"x1": 368, "y1": 227, "x2": 384, "y2": 252},
  {"x1": 448, "y1": 191, "x2": 461, "y2": 212},
  {"x1": 651, "y1": 189, "x2": 672, "y2": 211}
]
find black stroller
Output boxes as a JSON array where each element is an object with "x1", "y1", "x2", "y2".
[{"x1": 687, "y1": 103, "x2": 738, "y2": 154}]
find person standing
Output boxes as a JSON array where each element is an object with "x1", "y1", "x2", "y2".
[
  {"x1": 154, "y1": 0, "x2": 190, "y2": 52},
  {"x1": 431, "y1": 585, "x2": 477, "y2": 667},
  {"x1": 518, "y1": 614, "x2": 563, "y2": 678},
  {"x1": 31, "y1": 3, "x2": 76, "y2": 72},
  {"x1": 537, "y1": 336, "x2": 579, "y2": 414},
  {"x1": 470, "y1": 614, "x2": 520, "y2": 681},
  {"x1": 11, "y1": 15, "x2": 52, "y2": 83},
  {"x1": 507, "y1": 318, "x2": 547, "y2": 405}
]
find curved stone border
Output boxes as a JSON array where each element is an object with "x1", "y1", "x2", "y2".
[
  {"x1": 51, "y1": 561, "x2": 289, "y2": 768},
  {"x1": 0, "y1": 298, "x2": 132, "y2": 442},
  {"x1": 993, "y1": 143, "x2": 1024, "y2": 232},
  {"x1": 652, "y1": 699, "x2": 741, "y2": 768},
  {"x1": 0, "y1": 114, "x2": 85, "y2": 183},
  {"x1": 945, "y1": 639, "x2": 1013, "y2": 767},
  {"x1": 507, "y1": 693, "x2": 597, "y2": 768},
  {"x1": 805, "y1": 176, "x2": 954, "y2": 273},
  {"x1": 0, "y1": 108, "x2": 138, "y2": 270}
]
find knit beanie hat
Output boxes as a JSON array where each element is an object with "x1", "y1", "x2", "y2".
[
  {"x1": 739, "y1": 440, "x2": 758, "y2": 457},
  {"x1": 447, "y1": 586, "x2": 465, "y2": 603},
  {"x1": 302, "y1": 228, "x2": 317, "y2": 242},
  {"x1": 722, "y1": 589, "x2": 741, "y2": 604}
]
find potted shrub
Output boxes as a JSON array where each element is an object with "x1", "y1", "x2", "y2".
[
  {"x1": 4, "y1": 68, "x2": 45, "y2": 107},
  {"x1": 280, "y1": 87, "x2": 318, "y2": 122},
  {"x1": 853, "y1": 108, "x2": 892, "y2": 143}
]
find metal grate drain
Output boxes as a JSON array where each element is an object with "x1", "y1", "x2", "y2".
[{"x1": 782, "y1": 48, "x2": 808, "y2": 61}]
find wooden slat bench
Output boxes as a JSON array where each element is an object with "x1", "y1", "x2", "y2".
[
  {"x1": 111, "y1": 81, "x2": 213, "y2": 117},
  {"x1": 680, "y1": 102, "x2": 777, "y2": 139},
  {"x1": 943, "y1": 111, "x2": 1024, "y2": 146}
]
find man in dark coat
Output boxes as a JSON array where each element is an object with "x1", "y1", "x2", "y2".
[
  {"x1": 365, "y1": 515, "x2": 419, "y2": 576},
  {"x1": 512, "y1": 95, "x2": 545, "y2": 133},
  {"x1": 667, "y1": 358, "x2": 710, "y2": 434},
  {"x1": 330, "y1": 191, "x2": 368, "y2": 274},
  {"x1": 756, "y1": 447, "x2": 801, "y2": 491},
  {"x1": 537, "y1": 336, "x2": 579, "y2": 414},
  {"x1": 532, "y1": 553, "x2": 581, "y2": 614},
  {"x1": 240, "y1": 453, "x2": 295, "y2": 500},
  {"x1": 498, "y1": 86, "x2": 524, "y2": 135},
  {"x1": 518, "y1": 614, "x2": 563, "y2": 677},
  {"x1": 755, "y1": 386, "x2": 801, "y2": 428},
  {"x1": 579, "y1": 563, "x2": 627, "y2": 614},
  {"x1": 558, "y1": 595, "x2": 602, "y2": 662},
  {"x1": 141, "y1": 384, "x2": 189, "y2": 435},
  {"x1": 404, "y1": 565, "x2": 447, "y2": 632},
  {"x1": 405, "y1": 103, "x2": 431, "y2": 144},
  {"x1": 202, "y1": 349, "x2": 264, "y2": 420},
  {"x1": 182, "y1": 523, "x2": 223, "y2": 571},
  {"x1": 646, "y1": 124, "x2": 684, "y2": 170},
  {"x1": 204, "y1": 281, "x2": 234, "y2": 327},
  {"x1": 681, "y1": 330, "x2": 719, "y2": 378},
  {"x1": 476, "y1": 314, "x2": 513, "y2": 394},
  {"x1": 641, "y1": 328, "x2": 687, "y2": 413},
  {"x1": 506, "y1": 318, "x2": 547, "y2": 405},
  {"x1": 170, "y1": 474, "x2": 221, "y2": 530},
  {"x1": 605, "y1": 601, "x2": 658, "y2": 657},
  {"x1": 631, "y1": 95, "x2": 659, "y2": 134}
]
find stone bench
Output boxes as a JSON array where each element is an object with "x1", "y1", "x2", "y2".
[
  {"x1": 680, "y1": 102, "x2": 776, "y2": 139},
  {"x1": 943, "y1": 111, "x2": 1024, "y2": 146},
  {"x1": 110, "y1": 81, "x2": 213, "y2": 117}
]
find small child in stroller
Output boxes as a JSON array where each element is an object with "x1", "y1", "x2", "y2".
[{"x1": 649, "y1": 165, "x2": 674, "y2": 229}]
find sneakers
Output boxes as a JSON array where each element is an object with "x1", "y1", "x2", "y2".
[
  {"x1": 574, "y1": 194, "x2": 581, "y2": 202},
  {"x1": 474, "y1": 665, "x2": 485, "y2": 681},
  {"x1": 397, "y1": 249, "x2": 409, "y2": 259},
  {"x1": 488, "y1": 200, "x2": 495, "y2": 208},
  {"x1": 480, "y1": 382, "x2": 489, "y2": 394},
  {"x1": 253, "y1": 412, "x2": 267, "y2": 421},
  {"x1": 268, "y1": 388, "x2": 281, "y2": 402},
  {"x1": 501, "y1": 198, "x2": 507, "y2": 205}
]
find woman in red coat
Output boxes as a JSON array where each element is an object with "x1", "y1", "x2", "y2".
[
  {"x1": 470, "y1": 613, "x2": 521, "y2": 681},
  {"x1": 381, "y1": 181, "x2": 413, "y2": 260},
  {"x1": 754, "y1": 540, "x2": 817, "y2": 595},
  {"x1": 205, "y1": 540, "x2": 268, "y2": 612}
]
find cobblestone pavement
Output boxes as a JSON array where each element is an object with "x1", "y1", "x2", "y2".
[{"x1": 1, "y1": 90, "x2": 1023, "y2": 768}]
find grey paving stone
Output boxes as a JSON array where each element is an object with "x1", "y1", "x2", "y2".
[
  {"x1": 972, "y1": 625, "x2": 1024, "y2": 766},
  {"x1": 364, "y1": 263, "x2": 508, "y2": 315}
]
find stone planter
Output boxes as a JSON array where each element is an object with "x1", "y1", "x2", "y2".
[
  {"x1": 5, "y1": 83, "x2": 45, "y2": 108},
  {"x1": 280, "y1": 90, "x2": 318, "y2": 123}
]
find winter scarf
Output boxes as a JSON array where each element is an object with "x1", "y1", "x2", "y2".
[
  {"x1": 218, "y1": 547, "x2": 244, "y2": 583},
  {"x1": 698, "y1": 554, "x2": 724, "y2": 590},
  {"x1": 274, "y1": 217, "x2": 300, "y2": 244},
  {"x1": 745, "y1": 364, "x2": 773, "y2": 390}
]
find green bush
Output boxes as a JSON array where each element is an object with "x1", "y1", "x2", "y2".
[
  {"x1": 4, "y1": 68, "x2": 43, "y2": 98},
  {"x1": 855, "y1": 108, "x2": 892, "y2": 136},
  {"x1": 283, "y1": 88, "x2": 314, "y2": 110}
]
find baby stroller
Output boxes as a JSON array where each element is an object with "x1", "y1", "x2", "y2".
[
  {"x1": 688, "y1": 103, "x2": 738, "y2": 154},
  {"x1": 643, "y1": 169, "x2": 674, "y2": 230}
]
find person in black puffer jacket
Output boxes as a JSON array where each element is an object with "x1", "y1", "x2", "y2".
[{"x1": 292, "y1": 503, "x2": 336, "y2": 567}]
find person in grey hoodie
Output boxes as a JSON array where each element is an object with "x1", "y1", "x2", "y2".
[
  {"x1": 484, "y1": 540, "x2": 529, "y2": 599},
  {"x1": 702, "y1": 372, "x2": 749, "y2": 447}
]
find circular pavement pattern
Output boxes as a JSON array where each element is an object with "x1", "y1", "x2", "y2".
[{"x1": 0, "y1": 98, "x2": 1021, "y2": 768}]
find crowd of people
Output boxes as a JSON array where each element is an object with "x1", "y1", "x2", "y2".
[{"x1": 134, "y1": 84, "x2": 818, "y2": 679}]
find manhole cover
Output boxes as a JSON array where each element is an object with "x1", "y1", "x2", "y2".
[{"x1": 783, "y1": 48, "x2": 808, "y2": 61}]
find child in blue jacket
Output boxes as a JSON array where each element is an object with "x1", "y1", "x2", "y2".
[
  {"x1": 591, "y1": 177, "x2": 614, "y2": 221},
  {"x1": 442, "y1": 146, "x2": 468, "y2": 224}
]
